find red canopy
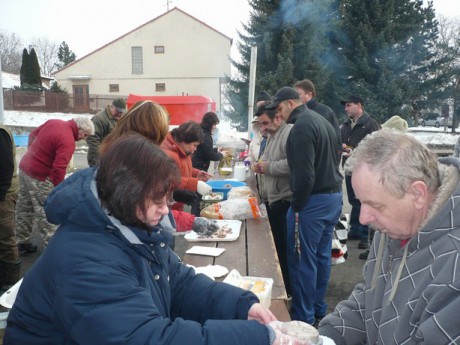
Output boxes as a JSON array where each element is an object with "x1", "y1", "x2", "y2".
[{"x1": 127, "y1": 94, "x2": 216, "y2": 125}]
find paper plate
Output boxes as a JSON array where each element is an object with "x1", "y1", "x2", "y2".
[{"x1": 185, "y1": 220, "x2": 242, "y2": 242}]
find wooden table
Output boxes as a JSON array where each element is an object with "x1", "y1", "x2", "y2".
[{"x1": 177, "y1": 216, "x2": 291, "y2": 321}]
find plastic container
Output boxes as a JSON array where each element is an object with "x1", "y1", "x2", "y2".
[
  {"x1": 200, "y1": 192, "x2": 224, "y2": 210},
  {"x1": 206, "y1": 180, "x2": 246, "y2": 199},
  {"x1": 234, "y1": 163, "x2": 246, "y2": 181},
  {"x1": 13, "y1": 134, "x2": 29, "y2": 147},
  {"x1": 223, "y1": 269, "x2": 273, "y2": 308}
]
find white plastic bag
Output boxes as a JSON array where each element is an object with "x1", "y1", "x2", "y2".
[
  {"x1": 200, "y1": 197, "x2": 263, "y2": 220},
  {"x1": 227, "y1": 186, "x2": 256, "y2": 199}
]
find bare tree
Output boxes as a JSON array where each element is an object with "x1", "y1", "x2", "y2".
[
  {"x1": 30, "y1": 36, "x2": 59, "y2": 76},
  {"x1": 0, "y1": 30, "x2": 23, "y2": 74}
]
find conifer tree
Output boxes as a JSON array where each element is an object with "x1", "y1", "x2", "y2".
[
  {"x1": 18, "y1": 47, "x2": 44, "y2": 91},
  {"x1": 335, "y1": 0, "x2": 442, "y2": 122},
  {"x1": 29, "y1": 48, "x2": 42, "y2": 85},
  {"x1": 225, "y1": 0, "x2": 341, "y2": 130},
  {"x1": 56, "y1": 41, "x2": 76, "y2": 69},
  {"x1": 19, "y1": 48, "x2": 30, "y2": 85}
]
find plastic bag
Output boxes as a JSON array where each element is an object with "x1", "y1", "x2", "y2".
[
  {"x1": 268, "y1": 321, "x2": 322, "y2": 345},
  {"x1": 200, "y1": 197, "x2": 263, "y2": 220},
  {"x1": 227, "y1": 186, "x2": 256, "y2": 199}
]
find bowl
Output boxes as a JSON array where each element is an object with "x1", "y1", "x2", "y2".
[{"x1": 206, "y1": 180, "x2": 247, "y2": 199}]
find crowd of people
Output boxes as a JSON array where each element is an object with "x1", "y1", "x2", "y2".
[{"x1": 1, "y1": 79, "x2": 459, "y2": 344}]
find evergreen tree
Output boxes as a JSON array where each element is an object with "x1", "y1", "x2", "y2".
[
  {"x1": 56, "y1": 41, "x2": 76, "y2": 69},
  {"x1": 29, "y1": 48, "x2": 42, "y2": 85},
  {"x1": 19, "y1": 48, "x2": 30, "y2": 85},
  {"x1": 225, "y1": 0, "x2": 341, "y2": 130},
  {"x1": 335, "y1": 0, "x2": 442, "y2": 122},
  {"x1": 18, "y1": 47, "x2": 45, "y2": 91}
]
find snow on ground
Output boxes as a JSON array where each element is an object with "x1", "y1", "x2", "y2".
[{"x1": 2, "y1": 110, "x2": 459, "y2": 147}]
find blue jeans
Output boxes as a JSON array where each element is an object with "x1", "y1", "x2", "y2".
[
  {"x1": 345, "y1": 175, "x2": 368, "y2": 239},
  {"x1": 286, "y1": 192, "x2": 342, "y2": 324}
]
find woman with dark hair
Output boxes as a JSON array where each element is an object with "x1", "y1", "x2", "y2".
[
  {"x1": 5, "y1": 135, "x2": 303, "y2": 345},
  {"x1": 192, "y1": 112, "x2": 228, "y2": 171},
  {"x1": 98, "y1": 100, "x2": 198, "y2": 233},
  {"x1": 161, "y1": 121, "x2": 213, "y2": 213}
]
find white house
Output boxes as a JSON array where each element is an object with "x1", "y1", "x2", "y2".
[{"x1": 53, "y1": 7, "x2": 232, "y2": 113}]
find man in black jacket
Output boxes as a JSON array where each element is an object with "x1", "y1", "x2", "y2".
[
  {"x1": 340, "y1": 95, "x2": 381, "y2": 250},
  {"x1": 294, "y1": 79, "x2": 342, "y2": 160},
  {"x1": 267, "y1": 86, "x2": 343, "y2": 326}
]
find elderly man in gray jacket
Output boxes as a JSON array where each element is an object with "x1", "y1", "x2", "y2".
[
  {"x1": 319, "y1": 128, "x2": 460, "y2": 344},
  {"x1": 252, "y1": 101, "x2": 293, "y2": 297}
]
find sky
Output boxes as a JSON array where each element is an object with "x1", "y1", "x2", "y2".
[
  {"x1": 1, "y1": 0, "x2": 459, "y2": 63},
  {"x1": 0, "y1": 0, "x2": 251, "y2": 61}
]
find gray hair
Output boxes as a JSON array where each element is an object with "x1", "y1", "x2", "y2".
[
  {"x1": 345, "y1": 129, "x2": 440, "y2": 198},
  {"x1": 74, "y1": 117, "x2": 95, "y2": 135}
]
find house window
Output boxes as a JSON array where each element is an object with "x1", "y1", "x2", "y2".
[
  {"x1": 109, "y1": 84, "x2": 119, "y2": 92},
  {"x1": 132, "y1": 46, "x2": 143, "y2": 74},
  {"x1": 154, "y1": 46, "x2": 165, "y2": 54},
  {"x1": 155, "y1": 83, "x2": 166, "y2": 92}
]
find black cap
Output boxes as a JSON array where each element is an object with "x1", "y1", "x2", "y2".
[
  {"x1": 266, "y1": 87, "x2": 300, "y2": 109},
  {"x1": 339, "y1": 95, "x2": 363, "y2": 106}
]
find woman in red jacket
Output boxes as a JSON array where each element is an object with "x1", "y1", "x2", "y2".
[{"x1": 161, "y1": 121, "x2": 212, "y2": 213}]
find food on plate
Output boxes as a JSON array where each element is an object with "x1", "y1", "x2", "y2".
[
  {"x1": 280, "y1": 321, "x2": 321, "y2": 344},
  {"x1": 202, "y1": 192, "x2": 223, "y2": 201},
  {"x1": 223, "y1": 183, "x2": 233, "y2": 188},
  {"x1": 192, "y1": 217, "x2": 233, "y2": 238},
  {"x1": 197, "y1": 225, "x2": 232, "y2": 239},
  {"x1": 240, "y1": 279, "x2": 266, "y2": 293}
]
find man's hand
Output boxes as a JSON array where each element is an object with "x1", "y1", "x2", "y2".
[{"x1": 342, "y1": 144, "x2": 353, "y2": 157}]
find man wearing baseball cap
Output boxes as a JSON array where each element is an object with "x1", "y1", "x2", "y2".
[
  {"x1": 340, "y1": 95, "x2": 381, "y2": 252},
  {"x1": 267, "y1": 86, "x2": 343, "y2": 327},
  {"x1": 86, "y1": 98, "x2": 126, "y2": 166}
]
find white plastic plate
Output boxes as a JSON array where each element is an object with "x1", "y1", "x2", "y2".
[
  {"x1": 184, "y1": 220, "x2": 242, "y2": 242},
  {"x1": 185, "y1": 246, "x2": 226, "y2": 257}
]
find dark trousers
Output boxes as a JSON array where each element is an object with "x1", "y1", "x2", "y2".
[
  {"x1": 266, "y1": 199, "x2": 291, "y2": 297},
  {"x1": 286, "y1": 192, "x2": 342, "y2": 324},
  {"x1": 345, "y1": 175, "x2": 368, "y2": 239}
]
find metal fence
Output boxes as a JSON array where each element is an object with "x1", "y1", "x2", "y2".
[{"x1": 2, "y1": 90, "x2": 126, "y2": 114}]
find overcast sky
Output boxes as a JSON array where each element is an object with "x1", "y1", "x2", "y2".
[{"x1": 1, "y1": 0, "x2": 459, "y2": 62}]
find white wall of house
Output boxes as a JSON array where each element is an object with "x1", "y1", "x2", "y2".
[{"x1": 53, "y1": 8, "x2": 232, "y2": 112}]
